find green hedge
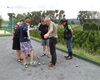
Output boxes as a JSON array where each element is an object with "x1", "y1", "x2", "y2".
[
  {"x1": 30, "y1": 27, "x2": 100, "y2": 55},
  {"x1": 30, "y1": 30, "x2": 41, "y2": 39},
  {"x1": 83, "y1": 22, "x2": 100, "y2": 30},
  {"x1": 73, "y1": 31, "x2": 100, "y2": 55}
]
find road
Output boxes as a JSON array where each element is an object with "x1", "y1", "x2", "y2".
[{"x1": 0, "y1": 36, "x2": 100, "y2": 80}]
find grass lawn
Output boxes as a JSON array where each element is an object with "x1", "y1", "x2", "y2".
[
  {"x1": 56, "y1": 44, "x2": 100, "y2": 64},
  {"x1": 0, "y1": 34, "x2": 12, "y2": 36},
  {"x1": 31, "y1": 36, "x2": 100, "y2": 64}
]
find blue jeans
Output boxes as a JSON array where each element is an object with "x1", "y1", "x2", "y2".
[{"x1": 66, "y1": 37, "x2": 73, "y2": 56}]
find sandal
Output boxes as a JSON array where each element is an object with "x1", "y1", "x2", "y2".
[
  {"x1": 17, "y1": 59, "x2": 22, "y2": 62},
  {"x1": 20, "y1": 58, "x2": 23, "y2": 60},
  {"x1": 27, "y1": 54, "x2": 30, "y2": 57},
  {"x1": 47, "y1": 54, "x2": 51, "y2": 58},
  {"x1": 40, "y1": 53, "x2": 46, "y2": 57}
]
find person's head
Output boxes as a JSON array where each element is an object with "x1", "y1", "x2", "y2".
[
  {"x1": 60, "y1": 19, "x2": 68, "y2": 26},
  {"x1": 14, "y1": 24, "x2": 19, "y2": 30},
  {"x1": 20, "y1": 19, "x2": 25, "y2": 25},
  {"x1": 16, "y1": 22, "x2": 21, "y2": 26},
  {"x1": 44, "y1": 17, "x2": 51, "y2": 25},
  {"x1": 25, "y1": 16, "x2": 31, "y2": 26},
  {"x1": 41, "y1": 19, "x2": 46, "y2": 25}
]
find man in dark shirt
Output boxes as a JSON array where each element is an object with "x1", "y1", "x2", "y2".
[{"x1": 39, "y1": 19, "x2": 51, "y2": 58}]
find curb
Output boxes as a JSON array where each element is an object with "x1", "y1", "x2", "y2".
[
  {"x1": 56, "y1": 47, "x2": 100, "y2": 67},
  {"x1": 0, "y1": 34, "x2": 12, "y2": 37},
  {"x1": 31, "y1": 37, "x2": 100, "y2": 67}
]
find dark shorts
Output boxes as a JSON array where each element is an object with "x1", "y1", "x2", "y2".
[{"x1": 41, "y1": 39, "x2": 50, "y2": 46}]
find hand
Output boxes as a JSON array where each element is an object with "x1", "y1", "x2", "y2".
[
  {"x1": 11, "y1": 36, "x2": 14, "y2": 40},
  {"x1": 44, "y1": 33, "x2": 49, "y2": 39},
  {"x1": 72, "y1": 35, "x2": 75, "y2": 38}
]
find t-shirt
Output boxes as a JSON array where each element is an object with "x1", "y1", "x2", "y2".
[
  {"x1": 27, "y1": 26, "x2": 30, "y2": 39},
  {"x1": 68, "y1": 25, "x2": 72, "y2": 30},
  {"x1": 39, "y1": 24, "x2": 48, "y2": 39},
  {"x1": 48, "y1": 22, "x2": 58, "y2": 38}
]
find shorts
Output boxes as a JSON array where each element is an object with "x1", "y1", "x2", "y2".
[
  {"x1": 20, "y1": 41, "x2": 33, "y2": 53},
  {"x1": 41, "y1": 39, "x2": 49, "y2": 46}
]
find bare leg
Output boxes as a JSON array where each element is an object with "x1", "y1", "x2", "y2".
[
  {"x1": 41, "y1": 46, "x2": 46, "y2": 57},
  {"x1": 23, "y1": 53, "x2": 27, "y2": 64},
  {"x1": 16, "y1": 50, "x2": 21, "y2": 59},
  {"x1": 43, "y1": 45, "x2": 46, "y2": 53},
  {"x1": 47, "y1": 46, "x2": 50, "y2": 54},
  {"x1": 29, "y1": 50, "x2": 34, "y2": 62}
]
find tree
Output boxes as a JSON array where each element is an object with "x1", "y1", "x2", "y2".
[
  {"x1": 8, "y1": 13, "x2": 15, "y2": 20},
  {"x1": 7, "y1": 13, "x2": 15, "y2": 27},
  {"x1": 71, "y1": 21, "x2": 75, "y2": 24},
  {"x1": 41, "y1": 11, "x2": 46, "y2": 18},
  {"x1": 30, "y1": 11, "x2": 42, "y2": 25},
  {"x1": 55, "y1": 10, "x2": 59, "y2": 19},
  {"x1": 59, "y1": 10, "x2": 65, "y2": 20},
  {"x1": 77, "y1": 11, "x2": 100, "y2": 25},
  {"x1": 13, "y1": 14, "x2": 25, "y2": 25},
  {"x1": 0, "y1": 16, "x2": 3, "y2": 27}
]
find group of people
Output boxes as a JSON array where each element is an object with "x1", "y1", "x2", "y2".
[{"x1": 12, "y1": 16, "x2": 74, "y2": 68}]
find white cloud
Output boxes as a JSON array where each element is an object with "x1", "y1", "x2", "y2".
[{"x1": 0, "y1": 0, "x2": 100, "y2": 20}]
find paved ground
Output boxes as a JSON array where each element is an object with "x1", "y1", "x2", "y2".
[
  {"x1": 0, "y1": 36, "x2": 100, "y2": 80},
  {"x1": 0, "y1": 30, "x2": 11, "y2": 34}
]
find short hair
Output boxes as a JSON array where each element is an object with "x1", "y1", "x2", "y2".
[
  {"x1": 44, "y1": 17, "x2": 51, "y2": 21},
  {"x1": 20, "y1": 19, "x2": 25, "y2": 22},
  {"x1": 25, "y1": 17, "x2": 31, "y2": 23},
  {"x1": 25, "y1": 16, "x2": 31, "y2": 20},
  {"x1": 41, "y1": 19, "x2": 45, "y2": 22}
]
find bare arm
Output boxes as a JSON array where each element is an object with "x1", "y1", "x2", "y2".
[
  {"x1": 47, "y1": 27, "x2": 53, "y2": 35},
  {"x1": 70, "y1": 29, "x2": 74, "y2": 37},
  {"x1": 44, "y1": 26, "x2": 53, "y2": 39}
]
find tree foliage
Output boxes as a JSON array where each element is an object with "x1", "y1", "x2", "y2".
[
  {"x1": 0, "y1": 16, "x2": 3, "y2": 27},
  {"x1": 30, "y1": 26, "x2": 100, "y2": 55},
  {"x1": 7, "y1": 10, "x2": 66, "y2": 26},
  {"x1": 77, "y1": 11, "x2": 100, "y2": 25}
]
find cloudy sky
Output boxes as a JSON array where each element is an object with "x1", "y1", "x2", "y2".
[{"x1": 0, "y1": 0, "x2": 100, "y2": 20}]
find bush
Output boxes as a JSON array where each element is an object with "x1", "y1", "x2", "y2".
[
  {"x1": 83, "y1": 22, "x2": 99, "y2": 31},
  {"x1": 30, "y1": 26, "x2": 100, "y2": 55}
]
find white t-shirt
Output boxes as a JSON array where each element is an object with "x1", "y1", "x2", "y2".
[{"x1": 27, "y1": 26, "x2": 30, "y2": 39}]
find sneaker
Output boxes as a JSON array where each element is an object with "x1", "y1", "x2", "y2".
[
  {"x1": 48, "y1": 63, "x2": 56, "y2": 68},
  {"x1": 64, "y1": 56, "x2": 73, "y2": 60},
  {"x1": 23, "y1": 64, "x2": 28, "y2": 68},
  {"x1": 30, "y1": 61, "x2": 37, "y2": 66}
]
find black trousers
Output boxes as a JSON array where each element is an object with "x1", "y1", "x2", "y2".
[{"x1": 49, "y1": 37, "x2": 58, "y2": 65}]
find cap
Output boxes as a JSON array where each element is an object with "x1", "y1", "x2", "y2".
[{"x1": 60, "y1": 19, "x2": 68, "y2": 24}]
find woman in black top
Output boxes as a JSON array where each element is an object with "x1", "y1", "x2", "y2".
[{"x1": 12, "y1": 23, "x2": 22, "y2": 62}]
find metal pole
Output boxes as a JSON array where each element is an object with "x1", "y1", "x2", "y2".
[
  {"x1": 7, "y1": 6, "x2": 13, "y2": 33},
  {"x1": 12, "y1": 7, "x2": 13, "y2": 33}
]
